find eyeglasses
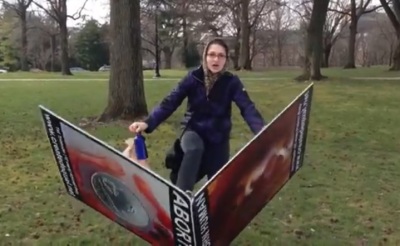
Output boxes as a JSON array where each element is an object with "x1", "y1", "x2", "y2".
[{"x1": 207, "y1": 53, "x2": 227, "y2": 59}]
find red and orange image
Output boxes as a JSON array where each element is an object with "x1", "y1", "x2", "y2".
[
  {"x1": 204, "y1": 99, "x2": 302, "y2": 245},
  {"x1": 61, "y1": 125, "x2": 175, "y2": 246}
]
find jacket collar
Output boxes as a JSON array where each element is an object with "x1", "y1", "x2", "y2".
[
  {"x1": 191, "y1": 65, "x2": 205, "y2": 83},
  {"x1": 190, "y1": 65, "x2": 234, "y2": 83}
]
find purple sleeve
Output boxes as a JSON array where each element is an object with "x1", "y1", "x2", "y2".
[
  {"x1": 144, "y1": 75, "x2": 190, "y2": 133},
  {"x1": 231, "y1": 76, "x2": 266, "y2": 134}
]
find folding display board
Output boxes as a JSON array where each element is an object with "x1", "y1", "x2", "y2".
[{"x1": 39, "y1": 83, "x2": 313, "y2": 246}]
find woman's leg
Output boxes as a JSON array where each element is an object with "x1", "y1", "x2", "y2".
[
  {"x1": 176, "y1": 130, "x2": 205, "y2": 192},
  {"x1": 202, "y1": 140, "x2": 230, "y2": 180}
]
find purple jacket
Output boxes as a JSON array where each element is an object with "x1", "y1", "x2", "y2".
[{"x1": 144, "y1": 66, "x2": 266, "y2": 144}]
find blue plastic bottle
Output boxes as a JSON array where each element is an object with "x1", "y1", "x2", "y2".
[{"x1": 134, "y1": 133, "x2": 148, "y2": 160}]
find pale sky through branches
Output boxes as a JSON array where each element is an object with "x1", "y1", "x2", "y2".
[
  {"x1": 30, "y1": 0, "x2": 109, "y2": 27},
  {"x1": 61, "y1": 0, "x2": 383, "y2": 27},
  {"x1": 67, "y1": 0, "x2": 109, "y2": 26}
]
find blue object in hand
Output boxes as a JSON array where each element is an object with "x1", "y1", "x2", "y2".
[{"x1": 134, "y1": 134, "x2": 148, "y2": 160}]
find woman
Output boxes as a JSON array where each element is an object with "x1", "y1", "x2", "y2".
[{"x1": 129, "y1": 38, "x2": 266, "y2": 192}]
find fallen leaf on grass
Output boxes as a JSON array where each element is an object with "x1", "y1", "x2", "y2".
[
  {"x1": 329, "y1": 218, "x2": 339, "y2": 223},
  {"x1": 31, "y1": 232, "x2": 40, "y2": 239},
  {"x1": 355, "y1": 238, "x2": 369, "y2": 246},
  {"x1": 35, "y1": 219, "x2": 44, "y2": 227},
  {"x1": 383, "y1": 228, "x2": 393, "y2": 235},
  {"x1": 294, "y1": 229, "x2": 303, "y2": 238}
]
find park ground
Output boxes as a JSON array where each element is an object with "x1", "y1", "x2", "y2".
[{"x1": 0, "y1": 66, "x2": 399, "y2": 245}]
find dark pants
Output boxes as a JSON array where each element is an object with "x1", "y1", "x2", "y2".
[{"x1": 175, "y1": 130, "x2": 230, "y2": 192}]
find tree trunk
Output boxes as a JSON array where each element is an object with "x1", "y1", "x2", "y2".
[
  {"x1": 98, "y1": 0, "x2": 148, "y2": 122},
  {"x1": 344, "y1": 22, "x2": 357, "y2": 68},
  {"x1": 181, "y1": 0, "x2": 188, "y2": 67},
  {"x1": 20, "y1": 10, "x2": 29, "y2": 71},
  {"x1": 239, "y1": 0, "x2": 251, "y2": 70},
  {"x1": 59, "y1": 20, "x2": 72, "y2": 75},
  {"x1": 389, "y1": 38, "x2": 400, "y2": 70},
  {"x1": 231, "y1": 44, "x2": 240, "y2": 69},
  {"x1": 296, "y1": 34, "x2": 312, "y2": 81},
  {"x1": 263, "y1": 53, "x2": 267, "y2": 67},
  {"x1": 181, "y1": 18, "x2": 189, "y2": 67},
  {"x1": 344, "y1": 0, "x2": 357, "y2": 69},
  {"x1": 379, "y1": 0, "x2": 400, "y2": 70},
  {"x1": 322, "y1": 43, "x2": 332, "y2": 68},
  {"x1": 311, "y1": 35, "x2": 324, "y2": 79},
  {"x1": 163, "y1": 48, "x2": 172, "y2": 69},
  {"x1": 295, "y1": 0, "x2": 330, "y2": 81},
  {"x1": 41, "y1": 41, "x2": 47, "y2": 70},
  {"x1": 50, "y1": 35, "x2": 56, "y2": 72},
  {"x1": 277, "y1": 36, "x2": 283, "y2": 66},
  {"x1": 231, "y1": 30, "x2": 240, "y2": 70}
]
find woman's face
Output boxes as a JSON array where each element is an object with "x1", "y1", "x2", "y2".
[{"x1": 206, "y1": 44, "x2": 227, "y2": 73}]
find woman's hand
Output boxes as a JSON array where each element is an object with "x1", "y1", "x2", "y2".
[{"x1": 129, "y1": 121, "x2": 148, "y2": 133}]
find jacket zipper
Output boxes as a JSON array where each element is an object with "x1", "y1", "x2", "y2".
[
  {"x1": 193, "y1": 74, "x2": 221, "y2": 101},
  {"x1": 193, "y1": 75, "x2": 210, "y2": 101}
]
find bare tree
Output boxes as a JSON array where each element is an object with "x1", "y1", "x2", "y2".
[
  {"x1": 322, "y1": 0, "x2": 349, "y2": 67},
  {"x1": 27, "y1": 12, "x2": 58, "y2": 71},
  {"x1": 220, "y1": 0, "x2": 241, "y2": 69},
  {"x1": 98, "y1": 0, "x2": 148, "y2": 121},
  {"x1": 1, "y1": 0, "x2": 33, "y2": 71},
  {"x1": 380, "y1": 0, "x2": 400, "y2": 70},
  {"x1": 278, "y1": 0, "x2": 313, "y2": 68},
  {"x1": 32, "y1": 0, "x2": 88, "y2": 75},
  {"x1": 374, "y1": 11, "x2": 396, "y2": 66},
  {"x1": 191, "y1": 0, "x2": 227, "y2": 36},
  {"x1": 29, "y1": 11, "x2": 59, "y2": 71},
  {"x1": 335, "y1": 0, "x2": 382, "y2": 69},
  {"x1": 264, "y1": 4, "x2": 294, "y2": 66},
  {"x1": 176, "y1": 0, "x2": 189, "y2": 66},
  {"x1": 239, "y1": 0, "x2": 251, "y2": 70},
  {"x1": 350, "y1": 12, "x2": 395, "y2": 66},
  {"x1": 295, "y1": 0, "x2": 330, "y2": 81},
  {"x1": 239, "y1": 0, "x2": 269, "y2": 70},
  {"x1": 141, "y1": 1, "x2": 182, "y2": 69}
]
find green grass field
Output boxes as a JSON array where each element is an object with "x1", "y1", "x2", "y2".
[
  {"x1": 0, "y1": 65, "x2": 399, "y2": 80},
  {"x1": 0, "y1": 67, "x2": 399, "y2": 245}
]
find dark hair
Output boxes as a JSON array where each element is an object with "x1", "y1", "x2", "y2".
[{"x1": 204, "y1": 38, "x2": 229, "y2": 58}]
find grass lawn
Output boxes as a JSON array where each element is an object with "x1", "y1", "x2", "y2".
[
  {"x1": 0, "y1": 68, "x2": 399, "y2": 245},
  {"x1": 0, "y1": 65, "x2": 399, "y2": 80}
]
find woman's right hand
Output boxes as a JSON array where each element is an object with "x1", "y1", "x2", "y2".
[{"x1": 129, "y1": 121, "x2": 148, "y2": 133}]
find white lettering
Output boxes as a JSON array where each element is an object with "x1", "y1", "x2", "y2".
[
  {"x1": 195, "y1": 192, "x2": 211, "y2": 246},
  {"x1": 174, "y1": 205, "x2": 190, "y2": 223},
  {"x1": 176, "y1": 218, "x2": 191, "y2": 241},
  {"x1": 172, "y1": 190, "x2": 193, "y2": 245},
  {"x1": 291, "y1": 104, "x2": 302, "y2": 172},
  {"x1": 294, "y1": 91, "x2": 309, "y2": 171},
  {"x1": 45, "y1": 114, "x2": 78, "y2": 197},
  {"x1": 56, "y1": 126, "x2": 79, "y2": 195}
]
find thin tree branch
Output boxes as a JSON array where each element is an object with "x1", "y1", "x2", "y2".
[
  {"x1": 66, "y1": 0, "x2": 88, "y2": 20},
  {"x1": 141, "y1": 35, "x2": 156, "y2": 46},
  {"x1": 328, "y1": 8, "x2": 350, "y2": 15},
  {"x1": 250, "y1": 0, "x2": 273, "y2": 28},
  {"x1": 362, "y1": 4, "x2": 383, "y2": 15},
  {"x1": 32, "y1": 0, "x2": 59, "y2": 21},
  {"x1": 380, "y1": 0, "x2": 400, "y2": 34},
  {"x1": 142, "y1": 47, "x2": 156, "y2": 57}
]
